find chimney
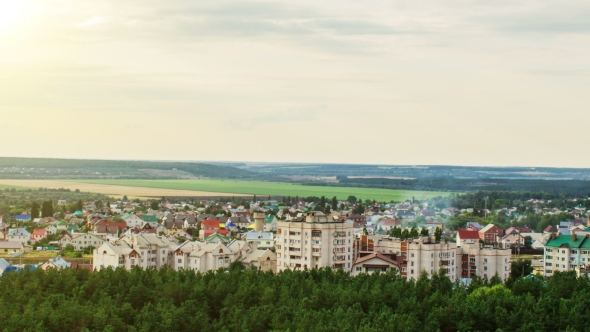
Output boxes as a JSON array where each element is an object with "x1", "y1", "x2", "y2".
[
  {"x1": 551, "y1": 233, "x2": 556, "y2": 240},
  {"x1": 573, "y1": 233, "x2": 577, "y2": 242}
]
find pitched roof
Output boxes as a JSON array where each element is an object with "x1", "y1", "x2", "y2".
[
  {"x1": 353, "y1": 252, "x2": 399, "y2": 266},
  {"x1": 480, "y1": 224, "x2": 501, "y2": 233},
  {"x1": 202, "y1": 220, "x2": 220, "y2": 228},
  {"x1": 545, "y1": 234, "x2": 590, "y2": 249},
  {"x1": 141, "y1": 215, "x2": 159, "y2": 223},
  {"x1": 458, "y1": 229, "x2": 480, "y2": 240}
]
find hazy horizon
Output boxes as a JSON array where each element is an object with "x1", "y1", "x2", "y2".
[{"x1": 2, "y1": 0, "x2": 589, "y2": 168}]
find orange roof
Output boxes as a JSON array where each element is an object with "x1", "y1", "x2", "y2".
[{"x1": 458, "y1": 229, "x2": 480, "y2": 239}]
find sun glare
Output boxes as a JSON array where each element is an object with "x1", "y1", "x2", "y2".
[{"x1": 0, "y1": 1, "x2": 26, "y2": 25}]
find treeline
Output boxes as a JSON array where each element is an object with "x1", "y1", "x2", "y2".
[
  {"x1": 327, "y1": 177, "x2": 590, "y2": 196},
  {"x1": 0, "y1": 266, "x2": 589, "y2": 331},
  {"x1": 0, "y1": 157, "x2": 256, "y2": 179},
  {"x1": 0, "y1": 188, "x2": 113, "y2": 216}
]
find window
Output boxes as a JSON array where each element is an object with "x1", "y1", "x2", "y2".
[
  {"x1": 356, "y1": 267, "x2": 361, "y2": 272},
  {"x1": 177, "y1": 259, "x2": 181, "y2": 263},
  {"x1": 411, "y1": 269, "x2": 414, "y2": 274}
]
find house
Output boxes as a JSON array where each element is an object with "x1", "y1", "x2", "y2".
[
  {"x1": 244, "y1": 231, "x2": 274, "y2": 250},
  {"x1": 93, "y1": 234, "x2": 179, "y2": 271},
  {"x1": 351, "y1": 252, "x2": 400, "y2": 276},
  {"x1": 40, "y1": 256, "x2": 72, "y2": 271},
  {"x1": 0, "y1": 241, "x2": 23, "y2": 254},
  {"x1": 0, "y1": 258, "x2": 11, "y2": 275},
  {"x1": 30, "y1": 229, "x2": 48, "y2": 243},
  {"x1": 499, "y1": 228, "x2": 524, "y2": 249},
  {"x1": 203, "y1": 232, "x2": 231, "y2": 244},
  {"x1": 122, "y1": 213, "x2": 143, "y2": 229},
  {"x1": 141, "y1": 215, "x2": 160, "y2": 226},
  {"x1": 241, "y1": 249, "x2": 277, "y2": 273},
  {"x1": 479, "y1": 224, "x2": 503, "y2": 245},
  {"x1": 543, "y1": 225, "x2": 558, "y2": 234},
  {"x1": 56, "y1": 221, "x2": 68, "y2": 231},
  {"x1": 456, "y1": 229, "x2": 480, "y2": 247},
  {"x1": 8, "y1": 228, "x2": 31, "y2": 243},
  {"x1": 466, "y1": 222, "x2": 483, "y2": 231},
  {"x1": 60, "y1": 233, "x2": 106, "y2": 251},
  {"x1": 264, "y1": 214, "x2": 278, "y2": 232},
  {"x1": 378, "y1": 218, "x2": 401, "y2": 232}
]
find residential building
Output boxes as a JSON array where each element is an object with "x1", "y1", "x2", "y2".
[
  {"x1": 30, "y1": 229, "x2": 48, "y2": 243},
  {"x1": 543, "y1": 234, "x2": 590, "y2": 277},
  {"x1": 93, "y1": 234, "x2": 178, "y2": 271},
  {"x1": 354, "y1": 234, "x2": 511, "y2": 281},
  {"x1": 479, "y1": 224, "x2": 503, "y2": 245},
  {"x1": 8, "y1": 228, "x2": 31, "y2": 244},
  {"x1": 122, "y1": 213, "x2": 143, "y2": 229},
  {"x1": 59, "y1": 233, "x2": 105, "y2": 250},
  {"x1": 275, "y1": 212, "x2": 354, "y2": 271},
  {"x1": 264, "y1": 214, "x2": 278, "y2": 232},
  {"x1": 351, "y1": 252, "x2": 399, "y2": 276},
  {"x1": 0, "y1": 241, "x2": 23, "y2": 253},
  {"x1": 241, "y1": 249, "x2": 277, "y2": 273},
  {"x1": 40, "y1": 256, "x2": 71, "y2": 271},
  {"x1": 456, "y1": 229, "x2": 480, "y2": 247},
  {"x1": 244, "y1": 231, "x2": 274, "y2": 249}
]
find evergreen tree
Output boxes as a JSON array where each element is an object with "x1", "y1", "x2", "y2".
[
  {"x1": 41, "y1": 200, "x2": 54, "y2": 218},
  {"x1": 332, "y1": 196, "x2": 338, "y2": 210},
  {"x1": 435, "y1": 227, "x2": 443, "y2": 242},
  {"x1": 420, "y1": 228, "x2": 429, "y2": 236},
  {"x1": 76, "y1": 199, "x2": 83, "y2": 211},
  {"x1": 31, "y1": 201, "x2": 40, "y2": 219}
]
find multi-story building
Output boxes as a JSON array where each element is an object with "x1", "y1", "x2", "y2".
[
  {"x1": 94, "y1": 233, "x2": 277, "y2": 273},
  {"x1": 275, "y1": 212, "x2": 354, "y2": 271},
  {"x1": 459, "y1": 242, "x2": 511, "y2": 281},
  {"x1": 353, "y1": 234, "x2": 511, "y2": 281},
  {"x1": 93, "y1": 234, "x2": 178, "y2": 270},
  {"x1": 544, "y1": 234, "x2": 590, "y2": 277},
  {"x1": 479, "y1": 224, "x2": 504, "y2": 245}
]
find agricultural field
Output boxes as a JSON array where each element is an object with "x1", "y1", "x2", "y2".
[
  {"x1": 0, "y1": 180, "x2": 235, "y2": 199},
  {"x1": 65, "y1": 179, "x2": 452, "y2": 201}
]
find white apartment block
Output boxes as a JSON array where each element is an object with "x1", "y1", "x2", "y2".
[
  {"x1": 354, "y1": 235, "x2": 511, "y2": 281},
  {"x1": 275, "y1": 212, "x2": 354, "y2": 271},
  {"x1": 93, "y1": 234, "x2": 178, "y2": 271},
  {"x1": 94, "y1": 234, "x2": 278, "y2": 273},
  {"x1": 544, "y1": 234, "x2": 590, "y2": 277}
]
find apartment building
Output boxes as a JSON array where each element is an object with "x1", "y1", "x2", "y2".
[
  {"x1": 459, "y1": 242, "x2": 511, "y2": 281},
  {"x1": 275, "y1": 212, "x2": 354, "y2": 271},
  {"x1": 93, "y1": 234, "x2": 178, "y2": 271},
  {"x1": 544, "y1": 234, "x2": 590, "y2": 277},
  {"x1": 353, "y1": 234, "x2": 511, "y2": 281},
  {"x1": 94, "y1": 234, "x2": 277, "y2": 273}
]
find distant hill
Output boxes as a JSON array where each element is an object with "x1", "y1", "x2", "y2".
[{"x1": 0, "y1": 157, "x2": 256, "y2": 179}]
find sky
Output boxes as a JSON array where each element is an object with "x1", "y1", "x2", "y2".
[{"x1": 1, "y1": 0, "x2": 589, "y2": 168}]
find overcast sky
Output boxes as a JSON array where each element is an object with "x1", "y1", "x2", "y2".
[{"x1": 1, "y1": 0, "x2": 589, "y2": 167}]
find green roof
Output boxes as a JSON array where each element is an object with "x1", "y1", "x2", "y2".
[
  {"x1": 204, "y1": 232, "x2": 230, "y2": 242},
  {"x1": 545, "y1": 235, "x2": 590, "y2": 249},
  {"x1": 57, "y1": 221, "x2": 67, "y2": 226},
  {"x1": 141, "y1": 215, "x2": 159, "y2": 223},
  {"x1": 67, "y1": 225, "x2": 79, "y2": 231},
  {"x1": 74, "y1": 211, "x2": 84, "y2": 215},
  {"x1": 265, "y1": 215, "x2": 275, "y2": 223}
]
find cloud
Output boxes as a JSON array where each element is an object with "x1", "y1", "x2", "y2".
[{"x1": 74, "y1": 16, "x2": 109, "y2": 27}]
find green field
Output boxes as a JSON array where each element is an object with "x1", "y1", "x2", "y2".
[
  {"x1": 0, "y1": 184, "x2": 30, "y2": 190},
  {"x1": 68, "y1": 179, "x2": 452, "y2": 201}
]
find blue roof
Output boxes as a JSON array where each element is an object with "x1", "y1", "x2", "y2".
[{"x1": 13, "y1": 215, "x2": 31, "y2": 220}]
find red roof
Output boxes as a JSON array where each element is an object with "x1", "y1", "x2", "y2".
[
  {"x1": 202, "y1": 220, "x2": 220, "y2": 228},
  {"x1": 458, "y1": 229, "x2": 480, "y2": 239},
  {"x1": 32, "y1": 229, "x2": 47, "y2": 235}
]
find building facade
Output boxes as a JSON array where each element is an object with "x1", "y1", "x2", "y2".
[{"x1": 275, "y1": 212, "x2": 354, "y2": 271}]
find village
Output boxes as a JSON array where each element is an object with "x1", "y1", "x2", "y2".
[{"x1": 1, "y1": 195, "x2": 589, "y2": 281}]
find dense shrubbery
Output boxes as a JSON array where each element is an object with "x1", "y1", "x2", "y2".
[{"x1": 0, "y1": 266, "x2": 589, "y2": 331}]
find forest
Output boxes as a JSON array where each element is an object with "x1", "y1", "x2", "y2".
[
  {"x1": 0, "y1": 265, "x2": 588, "y2": 331},
  {"x1": 0, "y1": 157, "x2": 255, "y2": 179},
  {"x1": 333, "y1": 177, "x2": 590, "y2": 196}
]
